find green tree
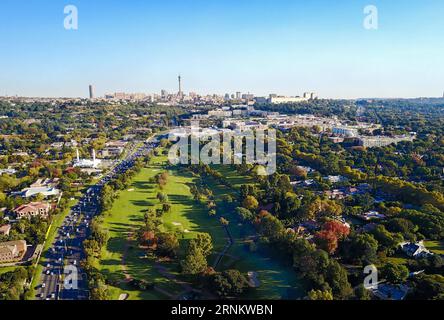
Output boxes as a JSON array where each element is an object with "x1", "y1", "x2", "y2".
[
  {"x1": 381, "y1": 263, "x2": 409, "y2": 284},
  {"x1": 181, "y1": 244, "x2": 207, "y2": 275},
  {"x1": 242, "y1": 195, "x2": 259, "y2": 211},
  {"x1": 212, "y1": 270, "x2": 249, "y2": 298},
  {"x1": 193, "y1": 233, "x2": 213, "y2": 257},
  {"x1": 235, "y1": 207, "x2": 254, "y2": 222},
  {"x1": 156, "y1": 233, "x2": 179, "y2": 258},
  {"x1": 308, "y1": 289, "x2": 333, "y2": 300}
]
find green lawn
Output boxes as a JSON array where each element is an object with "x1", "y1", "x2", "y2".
[
  {"x1": 98, "y1": 153, "x2": 226, "y2": 300},
  {"x1": 425, "y1": 240, "x2": 444, "y2": 255},
  {"x1": 97, "y1": 153, "x2": 305, "y2": 300},
  {"x1": 206, "y1": 165, "x2": 305, "y2": 299},
  {"x1": 379, "y1": 255, "x2": 409, "y2": 267},
  {"x1": 0, "y1": 266, "x2": 19, "y2": 276}
]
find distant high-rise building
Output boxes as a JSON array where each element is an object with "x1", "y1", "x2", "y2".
[
  {"x1": 236, "y1": 92, "x2": 241, "y2": 100},
  {"x1": 161, "y1": 89, "x2": 168, "y2": 98},
  {"x1": 178, "y1": 75, "x2": 183, "y2": 97},
  {"x1": 89, "y1": 85, "x2": 95, "y2": 99}
]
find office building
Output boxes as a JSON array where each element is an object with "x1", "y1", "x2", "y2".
[{"x1": 89, "y1": 85, "x2": 95, "y2": 99}]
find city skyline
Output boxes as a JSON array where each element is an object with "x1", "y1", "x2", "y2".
[{"x1": 1, "y1": 0, "x2": 444, "y2": 98}]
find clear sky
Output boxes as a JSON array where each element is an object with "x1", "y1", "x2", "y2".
[{"x1": 1, "y1": 0, "x2": 444, "y2": 99}]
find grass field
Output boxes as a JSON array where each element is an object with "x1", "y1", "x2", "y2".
[
  {"x1": 425, "y1": 240, "x2": 444, "y2": 255},
  {"x1": 98, "y1": 153, "x2": 227, "y2": 300},
  {"x1": 0, "y1": 266, "x2": 19, "y2": 276},
  {"x1": 97, "y1": 152, "x2": 304, "y2": 300},
  {"x1": 205, "y1": 166, "x2": 305, "y2": 299}
]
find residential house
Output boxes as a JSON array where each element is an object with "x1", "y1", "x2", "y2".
[
  {"x1": 16, "y1": 178, "x2": 61, "y2": 198},
  {"x1": 14, "y1": 202, "x2": 51, "y2": 219},
  {"x1": 0, "y1": 224, "x2": 11, "y2": 236},
  {"x1": 323, "y1": 175, "x2": 348, "y2": 184},
  {"x1": 0, "y1": 240, "x2": 27, "y2": 263},
  {"x1": 359, "y1": 211, "x2": 386, "y2": 221},
  {"x1": 0, "y1": 168, "x2": 17, "y2": 175},
  {"x1": 400, "y1": 241, "x2": 434, "y2": 259}
]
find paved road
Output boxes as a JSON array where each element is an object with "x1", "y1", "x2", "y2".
[{"x1": 35, "y1": 140, "x2": 158, "y2": 300}]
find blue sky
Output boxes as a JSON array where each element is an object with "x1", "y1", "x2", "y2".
[{"x1": 1, "y1": 0, "x2": 444, "y2": 98}]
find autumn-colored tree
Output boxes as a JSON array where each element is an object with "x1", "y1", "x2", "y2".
[
  {"x1": 308, "y1": 289, "x2": 333, "y2": 300},
  {"x1": 314, "y1": 230, "x2": 338, "y2": 254},
  {"x1": 323, "y1": 221, "x2": 350, "y2": 240},
  {"x1": 289, "y1": 166, "x2": 308, "y2": 179},
  {"x1": 220, "y1": 217, "x2": 230, "y2": 226},
  {"x1": 242, "y1": 195, "x2": 259, "y2": 211},
  {"x1": 303, "y1": 198, "x2": 343, "y2": 220}
]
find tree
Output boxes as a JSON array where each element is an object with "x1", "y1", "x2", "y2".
[
  {"x1": 160, "y1": 138, "x2": 169, "y2": 148},
  {"x1": 162, "y1": 203, "x2": 172, "y2": 212},
  {"x1": 212, "y1": 270, "x2": 249, "y2": 298},
  {"x1": 157, "y1": 192, "x2": 168, "y2": 203},
  {"x1": 323, "y1": 220, "x2": 350, "y2": 239},
  {"x1": 257, "y1": 213, "x2": 285, "y2": 241},
  {"x1": 314, "y1": 230, "x2": 338, "y2": 254},
  {"x1": 325, "y1": 259, "x2": 353, "y2": 299},
  {"x1": 142, "y1": 209, "x2": 161, "y2": 232},
  {"x1": 345, "y1": 233, "x2": 379, "y2": 264},
  {"x1": 354, "y1": 284, "x2": 372, "y2": 300},
  {"x1": 308, "y1": 289, "x2": 333, "y2": 300},
  {"x1": 410, "y1": 274, "x2": 444, "y2": 300},
  {"x1": 193, "y1": 233, "x2": 213, "y2": 257},
  {"x1": 381, "y1": 263, "x2": 409, "y2": 284},
  {"x1": 235, "y1": 207, "x2": 254, "y2": 222},
  {"x1": 220, "y1": 217, "x2": 229, "y2": 226},
  {"x1": 242, "y1": 195, "x2": 259, "y2": 211},
  {"x1": 181, "y1": 244, "x2": 207, "y2": 275},
  {"x1": 156, "y1": 233, "x2": 179, "y2": 258},
  {"x1": 370, "y1": 225, "x2": 403, "y2": 254},
  {"x1": 302, "y1": 198, "x2": 342, "y2": 220}
]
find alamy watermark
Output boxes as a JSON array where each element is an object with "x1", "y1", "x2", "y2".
[
  {"x1": 167, "y1": 121, "x2": 277, "y2": 176},
  {"x1": 363, "y1": 264, "x2": 378, "y2": 290},
  {"x1": 64, "y1": 5, "x2": 78, "y2": 30},
  {"x1": 64, "y1": 264, "x2": 78, "y2": 290},
  {"x1": 363, "y1": 5, "x2": 378, "y2": 30}
]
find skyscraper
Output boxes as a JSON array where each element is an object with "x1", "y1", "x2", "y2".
[
  {"x1": 178, "y1": 75, "x2": 183, "y2": 96},
  {"x1": 89, "y1": 85, "x2": 95, "y2": 99}
]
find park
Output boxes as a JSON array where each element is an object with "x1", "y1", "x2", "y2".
[{"x1": 96, "y1": 150, "x2": 304, "y2": 300}]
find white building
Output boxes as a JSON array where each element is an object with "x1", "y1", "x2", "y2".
[
  {"x1": 269, "y1": 96, "x2": 309, "y2": 104},
  {"x1": 73, "y1": 149, "x2": 102, "y2": 169},
  {"x1": 332, "y1": 127, "x2": 358, "y2": 137}
]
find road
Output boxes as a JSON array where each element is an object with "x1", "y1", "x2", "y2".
[{"x1": 35, "y1": 140, "x2": 158, "y2": 300}]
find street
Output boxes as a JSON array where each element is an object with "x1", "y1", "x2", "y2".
[{"x1": 35, "y1": 140, "x2": 158, "y2": 300}]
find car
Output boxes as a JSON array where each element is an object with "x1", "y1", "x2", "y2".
[
  {"x1": 73, "y1": 260, "x2": 77, "y2": 265},
  {"x1": 47, "y1": 263, "x2": 51, "y2": 268},
  {"x1": 46, "y1": 270, "x2": 50, "y2": 275},
  {"x1": 51, "y1": 293, "x2": 56, "y2": 299},
  {"x1": 41, "y1": 283, "x2": 46, "y2": 288}
]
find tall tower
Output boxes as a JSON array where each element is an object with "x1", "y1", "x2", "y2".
[
  {"x1": 178, "y1": 75, "x2": 182, "y2": 97},
  {"x1": 89, "y1": 85, "x2": 95, "y2": 99}
]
